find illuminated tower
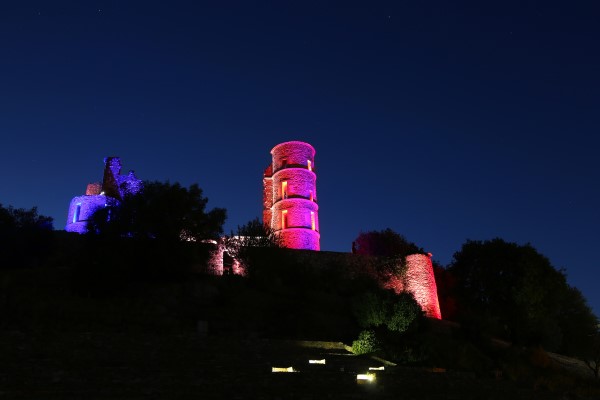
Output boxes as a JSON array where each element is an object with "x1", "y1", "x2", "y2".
[{"x1": 263, "y1": 141, "x2": 320, "y2": 250}]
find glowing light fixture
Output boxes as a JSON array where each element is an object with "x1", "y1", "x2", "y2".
[
  {"x1": 307, "y1": 160, "x2": 312, "y2": 171},
  {"x1": 272, "y1": 367, "x2": 296, "y2": 373},
  {"x1": 309, "y1": 359, "x2": 325, "y2": 364},
  {"x1": 356, "y1": 373, "x2": 376, "y2": 382},
  {"x1": 368, "y1": 366, "x2": 385, "y2": 371}
]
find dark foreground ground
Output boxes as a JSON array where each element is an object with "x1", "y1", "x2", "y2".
[{"x1": 2, "y1": 330, "x2": 597, "y2": 400}]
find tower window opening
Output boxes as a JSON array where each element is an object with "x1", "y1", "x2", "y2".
[
  {"x1": 307, "y1": 160, "x2": 312, "y2": 171},
  {"x1": 282, "y1": 210, "x2": 288, "y2": 229},
  {"x1": 282, "y1": 181, "x2": 288, "y2": 199},
  {"x1": 310, "y1": 191, "x2": 313, "y2": 201},
  {"x1": 281, "y1": 158, "x2": 287, "y2": 169},
  {"x1": 311, "y1": 211, "x2": 315, "y2": 231},
  {"x1": 73, "y1": 204, "x2": 82, "y2": 223}
]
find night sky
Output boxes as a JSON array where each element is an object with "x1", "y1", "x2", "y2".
[{"x1": 1, "y1": 2, "x2": 599, "y2": 315}]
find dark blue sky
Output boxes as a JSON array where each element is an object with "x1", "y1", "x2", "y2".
[{"x1": 1, "y1": 1, "x2": 599, "y2": 315}]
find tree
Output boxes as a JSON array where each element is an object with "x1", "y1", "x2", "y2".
[
  {"x1": 0, "y1": 204, "x2": 53, "y2": 268},
  {"x1": 224, "y1": 218, "x2": 281, "y2": 256},
  {"x1": 353, "y1": 228, "x2": 424, "y2": 258},
  {"x1": 448, "y1": 238, "x2": 598, "y2": 353},
  {"x1": 582, "y1": 330, "x2": 600, "y2": 378},
  {"x1": 352, "y1": 329, "x2": 381, "y2": 355},
  {"x1": 88, "y1": 181, "x2": 226, "y2": 242},
  {"x1": 219, "y1": 217, "x2": 282, "y2": 276},
  {"x1": 0, "y1": 204, "x2": 53, "y2": 231},
  {"x1": 353, "y1": 289, "x2": 422, "y2": 333}
]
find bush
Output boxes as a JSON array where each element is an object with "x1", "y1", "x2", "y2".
[
  {"x1": 352, "y1": 329, "x2": 381, "y2": 355},
  {"x1": 353, "y1": 290, "x2": 422, "y2": 333},
  {"x1": 386, "y1": 292, "x2": 422, "y2": 333}
]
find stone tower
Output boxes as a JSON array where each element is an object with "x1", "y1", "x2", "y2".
[{"x1": 263, "y1": 141, "x2": 320, "y2": 250}]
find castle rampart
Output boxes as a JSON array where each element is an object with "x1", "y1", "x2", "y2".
[{"x1": 381, "y1": 253, "x2": 442, "y2": 319}]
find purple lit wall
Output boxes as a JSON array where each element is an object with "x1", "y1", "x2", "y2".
[
  {"x1": 65, "y1": 157, "x2": 142, "y2": 233},
  {"x1": 65, "y1": 195, "x2": 119, "y2": 234},
  {"x1": 207, "y1": 238, "x2": 246, "y2": 276},
  {"x1": 263, "y1": 141, "x2": 320, "y2": 251}
]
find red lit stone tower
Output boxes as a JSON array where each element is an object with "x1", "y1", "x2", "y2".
[{"x1": 263, "y1": 141, "x2": 320, "y2": 250}]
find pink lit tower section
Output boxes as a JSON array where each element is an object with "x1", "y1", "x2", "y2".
[{"x1": 263, "y1": 141, "x2": 320, "y2": 250}]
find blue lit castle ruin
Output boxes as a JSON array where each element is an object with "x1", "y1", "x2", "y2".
[{"x1": 65, "y1": 157, "x2": 142, "y2": 233}]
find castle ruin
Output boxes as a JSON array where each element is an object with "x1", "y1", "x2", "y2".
[
  {"x1": 65, "y1": 144, "x2": 441, "y2": 319},
  {"x1": 65, "y1": 157, "x2": 142, "y2": 234}
]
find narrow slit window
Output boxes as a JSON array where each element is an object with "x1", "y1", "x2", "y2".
[
  {"x1": 309, "y1": 191, "x2": 313, "y2": 201},
  {"x1": 73, "y1": 204, "x2": 82, "y2": 223},
  {"x1": 282, "y1": 181, "x2": 288, "y2": 199},
  {"x1": 282, "y1": 210, "x2": 288, "y2": 229},
  {"x1": 307, "y1": 160, "x2": 312, "y2": 171},
  {"x1": 311, "y1": 211, "x2": 315, "y2": 231}
]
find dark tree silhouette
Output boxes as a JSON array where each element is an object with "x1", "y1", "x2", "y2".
[
  {"x1": 0, "y1": 204, "x2": 53, "y2": 268},
  {"x1": 88, "y1": 181, "x2": 226, "y2": 242},
  {"x1": 223, "y1": 217, "x2": 281, "y2": 262},
  {"x1": 353, "y1": 228, "x2": 424, "y2": 258},
  {"x1": 0, "y1": 204, "x2": 53, "y2": 231},
  {"x1": 582, "y1": 331, "x2": 600, "y2": 378},
  {"x1": 449, "y1": 238, "x2": 598, "y2": 353},
  {"x1": 352, "y1": 290, "x2": 422, "y2": 333}
]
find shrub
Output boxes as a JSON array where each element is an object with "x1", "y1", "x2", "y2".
[
  {"x1": 352, "y1": 329, "x2": 381, "y2": 355},
  {"x1": 353, "y1": 290, "x2": 422, "y2": 333},
  {"x1": 386, "y1": 292, "x2": 422, "y2": 333}
]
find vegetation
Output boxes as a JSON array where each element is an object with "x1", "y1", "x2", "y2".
[
  {"x1": 0, "y1": 204, "x2": 53, "y2": 269},
  {"x1": 2, "y1": 191, "x2": 599, "y2": 397},
  {"x1": 353, "y1": 228, "x2": 424, "y2": 258},
  {"x1": 88, "y1": 180, "x2": 226, "y2": 242},
  {"x1": 582, "y1": 330, "x2": 600, "y2": 378},
  {"x1": 352, "y1": 290, "x2": 422, "y2": 333},
  {"x1": 351, "y1": 329, "x2": 380, "y2": 354},
  {"x1": 0, "y1": 204, "x2": 53, "y2": 231},
  {"x1": 222, "y1": 217, "x2": 281, "y2": 268},
  {"x1": 448, "y1": 238, "x2": 598, "y2": 356}
]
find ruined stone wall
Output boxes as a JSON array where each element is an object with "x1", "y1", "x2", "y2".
[
  {"x1": 101, "y1": 157, "x2": 143, "y2": 200},
  {"x1": 206, "y1": 239, "x2": 245, "y2": 276},
  {"x1": 65, "y1": 195, "x2": 119, "y2": 234},
  {"x1": 86, "y1": 183, "x2": 102, "y2": 195},
  {"x1": 65, "y1": 157, "x2": 142, "y2": 233}
]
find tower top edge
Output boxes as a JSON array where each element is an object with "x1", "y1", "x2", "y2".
[{"x1": 270, "y1": 141, "x2": 315, "y2": 154}]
